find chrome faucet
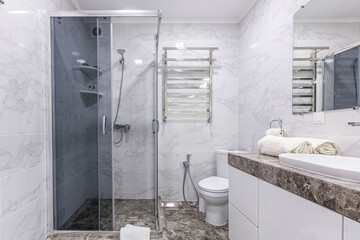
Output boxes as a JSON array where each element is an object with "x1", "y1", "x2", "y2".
[
  {"x1": 114, "y1": 123, "x2": 131, "y2": 132},
  {"x1": 348, "y1": 122, "x2": 360, "y2": 127}
]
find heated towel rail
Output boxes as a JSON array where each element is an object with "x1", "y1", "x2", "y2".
[{"x1": 162, "y1": 47, "x2": 218, "y2": 122}]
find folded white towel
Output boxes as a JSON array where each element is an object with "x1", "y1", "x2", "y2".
[
  {"x1": 120, "y1": 224, "x2": 150, "y2": 240},
  {"x1": 297, "y1": 137, "x2": 337, "y2": 156},
  {"x1": 265, "y1": 128, "x2": 287, "y2": 137},
  {"x1": 257, "y1": 135, "x2": 313, "y2": 157}
]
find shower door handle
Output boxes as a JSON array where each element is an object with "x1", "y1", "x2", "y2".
[
  {"x1": 102, "y1": 115, "x2": 107, "y2": 135},
  {"x1": 152, "y1": 119, "x2": 159, "y2": 133}
]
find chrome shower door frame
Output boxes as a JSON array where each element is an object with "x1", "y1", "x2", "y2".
[{"x1": 50, "y1": 10, "x2": 162, "y2": 236}]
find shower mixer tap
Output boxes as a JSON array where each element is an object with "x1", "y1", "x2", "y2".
[
  {"x1": 114, "y1": 123, "x2": 131, "y2": 132},
  {"x1": 348, "y1": 122, "x2": 360, "y2": 127}
]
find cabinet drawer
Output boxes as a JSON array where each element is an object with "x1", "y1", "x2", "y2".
[
  {"x1": 344, "y1": 217, "x2": 360, "y2": 240},
  {"x1": 259, "y1": 180, "x2": 342, "y2": 240},
  {"x1": 229, "y1": 203, "x2": 258, "y2": 240},
  {"x1": 229, "y1": 166, "x2": 258, "y2": 226}
]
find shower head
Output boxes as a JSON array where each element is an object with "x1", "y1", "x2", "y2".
[
  {"x1": 117, "y1": 49, "x2": 126, "y2": 63},
  {"x1": 117, "y1": 49, "x2": 126, "y2": 55}
]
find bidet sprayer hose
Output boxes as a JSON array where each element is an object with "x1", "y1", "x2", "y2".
[{"x1": 182, "y1": 154, "x2": 199, "y2": 207}]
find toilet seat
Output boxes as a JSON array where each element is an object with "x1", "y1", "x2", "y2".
[
  {"x1": 198, "y1": 176, "x2": 228, "y2": 193},
  {"x1": 199, "y1": 188, "x2": 228, "y2": 198}
]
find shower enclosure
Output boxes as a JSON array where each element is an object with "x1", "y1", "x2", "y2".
[{"x1": 51, "y1": 11, "x2": 161, "y2": 233}]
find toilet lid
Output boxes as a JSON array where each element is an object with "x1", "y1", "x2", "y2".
[{"x1": 198, "y1": 176, "x2": 229, "y2": 193}]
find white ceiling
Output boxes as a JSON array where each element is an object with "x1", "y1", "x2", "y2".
[
  {"x1": 73, "y1": 0, "x2": 257, "y2": 22},
  {"x1": 295, "y1": 0, "x2": 360, "y2": 20}
]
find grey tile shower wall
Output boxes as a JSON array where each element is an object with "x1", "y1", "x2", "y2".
[
  {"x1": 238, "y1": 0, "x2": 360, "y2": 156},
  {"x1": 53, "y1": 17, "x2": 102, "y2": 228},
  {"x1": 158, "y1": 23, "x2": 239, "y2": 201},
  {"x1": 0, "y1": 0, "x2": 77, "y2": 239}
]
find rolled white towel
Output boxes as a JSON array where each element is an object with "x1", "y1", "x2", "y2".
[
  {"x1": 120, "y1": 224, "x2": 150, "y2": 240},
  {"x1": 257, "y1": 135, "x2": 313, "y2": 157},
  {"x1": 265, "y1": 128, "x2": 287, "y2": 137},
  {"x1": 297, "y1": 137, "x2": 337, "y2": 156}
]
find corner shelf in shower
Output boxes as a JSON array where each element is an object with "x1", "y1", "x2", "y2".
[
  {"x1": 78, "y1": 66, "x2": 103, "y2": 79},
  {"x1": 79, "y1": 90, "x2": 103, "y2": 107},
  {"x1": 79, "y1": 90, "x2": 103, "y2": 97}
]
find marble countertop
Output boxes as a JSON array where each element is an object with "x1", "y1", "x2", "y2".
[{"x1": 228, "y1": 153, "x2": 360, "y2": 223}]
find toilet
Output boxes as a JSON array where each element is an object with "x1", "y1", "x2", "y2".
[{"x1": 198, "y1": 150, "x2": 246, "y2": 226}]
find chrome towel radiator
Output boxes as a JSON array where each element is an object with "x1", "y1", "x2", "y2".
[{"x1": 162, "y1": 47, "x2": 218, "y2": 122}]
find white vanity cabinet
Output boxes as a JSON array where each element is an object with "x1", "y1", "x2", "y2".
[
  {"x1": 229, "y1": 204, "x2": 258, "y2": 240},
  {"x1": 344, "y1": 217, "x2": 360, "y2": 240},
  {"x1": 229, "y1": 166, "x2": 258, "y2": 240},
  {"x1": 229, "y1": 166, "x2": 258, "y2": 225},
  {"x1": 229, "y1": 167, "x2": 346, "y2": 240},
  {"x1": 259, "y1": 180, "x2": 342, "y2": 240}
]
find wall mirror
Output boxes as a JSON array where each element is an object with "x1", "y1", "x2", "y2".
[{"x1": 293, "y1": 0, "x2": 360, "y2": 114}]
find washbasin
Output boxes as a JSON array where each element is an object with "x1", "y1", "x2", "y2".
[{"x1": 279, "y1": 153, "x2": 360, "y2": 183}]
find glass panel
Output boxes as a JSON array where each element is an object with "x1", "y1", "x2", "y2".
[
  {"x1": 52, "y1": 16, "x2": 114, "y2": 231},
  {"x1": 111, "y1": 16, "x2": 158, "y2": 231},
  {"x1": 52, "y1": 14, "x2": 160, "y2": 232},
  {"x1": 97, "y1": 17, "x2": 113, "y2": 231}
]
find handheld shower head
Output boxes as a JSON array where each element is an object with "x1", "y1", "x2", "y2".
[
  {"x1": 117, "y1": 49, "x2": 126, "y2": 55},
  {"x1": 117, "y1": 49, "x2": 126, "y2": 63}
]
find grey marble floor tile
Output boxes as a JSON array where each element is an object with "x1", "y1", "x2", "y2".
[
  {"x1": 59, "y1": 199, "x2": 156, "y2": 231},
  {"x1": 47, "y1": 201, "x2": 228, "y2": 240}
]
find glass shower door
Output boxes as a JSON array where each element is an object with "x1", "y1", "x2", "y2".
[
  {"x1": 97, "y1": 17, "x2": 113, "y2": 231},
  {"x1": 110, "y1": 17, "x2": 159, "y2": 231},
  {"x1": 52, "y1": 16, "x2": 113, "y2": 231}
]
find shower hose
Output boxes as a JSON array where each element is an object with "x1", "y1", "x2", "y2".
[
  {"x1": 113, "y1": 55, "x2": 125, "y2": 145},
  {"x1": 182, "y1": 156, "x2": 199, "y2": 207}
]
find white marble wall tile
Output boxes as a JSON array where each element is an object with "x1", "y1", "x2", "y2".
[
  {"x1": 0, "y1": 0, "x2": 76, "y2": 238},
  {"x1": 112, "y1": 23, "x2": 157, "y2": 200},
  {"x1": 158, "y1": 169, "x2": 180, "y2": 200},
  {"x1": 0, "y1": 164, "x2": 46, "y2": 219},
  {"x1": 238, "y1": 0, "x2": 272, "y2": 143},
  {"x1": 112, "y1": 22, "x2": 239, "y2": 201},
  {"x1": 158, "y1": 23, "x2": 239, "y2": 201},
  {"x1": 0, "y1": 93, "x2": 45, "y2": 135},
  {"x1": 0, "y1": 135, "x2": 45, "y2": 178},
  {"x1": 0, "y1": 195, "x2": 47, "y2": 240}
]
